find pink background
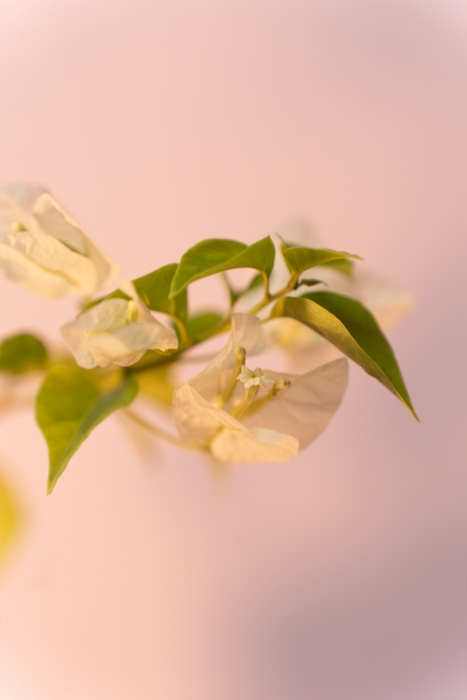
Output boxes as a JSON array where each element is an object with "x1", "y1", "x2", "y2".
[{"x1": 0, "y1": 1, "x2": 466, "y2": 698}]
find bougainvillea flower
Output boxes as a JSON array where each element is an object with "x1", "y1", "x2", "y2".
[
  {"x1": 0, "y1": 183, "x2": 119, "y2": 297},
  {"x1": 172, "y1": 313, "x2": 348, "y2": 463},
  {"x1": 61, "y1": 280, "x2": 178, "y2": 369}
]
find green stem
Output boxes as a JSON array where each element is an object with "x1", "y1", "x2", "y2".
[
  {"x1": 126, "y1": 273, "x2": 298, "y2": 376},
  {"x1": 123, "y1": 408, "x2": 201, "y2": 450},
  {"x1": 249, "y1": 273, "x2": 299, "y2": 315},
  {"x1": 261, "y1": 271, "x2": 270, "y2": 303},
  {"x1": 172, "y1": 316, "x2": 189, "y2": 344},
  {"x1": 229, "y1": 384, "x2": 260, "y2": 420}
]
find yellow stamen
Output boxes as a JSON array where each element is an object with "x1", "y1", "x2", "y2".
[
  {"x1": 229, "y1": 384, "x2": 260, "y2": 420},
  {"x1": 11, "y1": 222, "x2": 27, "y2": 233},
  {"x1": 222, "y1": 345, "x2": 247, "y2": 403}
]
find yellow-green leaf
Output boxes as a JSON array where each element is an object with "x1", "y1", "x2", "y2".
[
  {"x1": 186, "y1": 312, "x2": 223, "y2": 338},
  {"x1": 0, "y1": 333, "x2": 48, "y2": 373},
  {"x1": 271, "y1": 292, "x2": 417, "y2": 419},
  {"x1": 106, "y1": 263, "x2": 187, "y2": 322},
  {"x1": 283, "y1": 247, "x2": 362, "y2": 277},
  {"x1": 169, "y1": 236, "x2": 276, "y2": 298},
  {"x1": 36, "y1": 365, "x2": 138, "y2": 494}
]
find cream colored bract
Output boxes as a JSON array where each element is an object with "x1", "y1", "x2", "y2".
[
  {"x1": 0, "y1": 183, "x2": 120, "y2": 297},
  {"x1": 172, "y1": 313, "x2": 349, "y2": 463},
  {"x1": 61, "y1": 280, "x2": 178, "y2": 369}
]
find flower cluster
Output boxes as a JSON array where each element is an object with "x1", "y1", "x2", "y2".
[
  {"x1": 172, "y1": 314, "x2": 349, "y2": 462},
  {"x1": 0, "y1": 182, "x2": 416, "y2": 493}
]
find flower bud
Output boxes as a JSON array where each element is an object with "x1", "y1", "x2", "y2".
[{"x1": 272, "y1": 378, "x2": 292, "y2": 395}]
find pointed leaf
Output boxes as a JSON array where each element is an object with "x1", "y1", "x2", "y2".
[
  {"x1": 283, "y1": 247, "x2": 362, "y2": 277},
  {"x1": 186, "y1": 312, "x2": 223, "y2": 338},
  {"x1": 169, "y1": 236, "x2": 275, "y2": 298},
  {"x1": 319, "y1": 258, "x2": 355, "y2": 277},
  {"x1": 0, "y1": 333, "x2": 48, "y2": 373},
  {"x1": 298, "y1": 278, "x2": 326, "y2": 288},
  {"x1": 271, "y1": 292, "x2": 417, "y2": 419},
  {"x1": 106, "y1": 263, "x2": 187, "y2": 322},
  {"x1": 36, "y1": 365, "x2": 138, "y2": 494}
]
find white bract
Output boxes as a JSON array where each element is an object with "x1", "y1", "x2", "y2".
[
  {"x1": 61, "y1": 280, "x2": 178, "y2": 369},
  {"x1": 0, "y1": 183, "x2": 120, "y2": 298},
  {"x1": 172, "y1": 314, "x2": 348, "y2": 463}
]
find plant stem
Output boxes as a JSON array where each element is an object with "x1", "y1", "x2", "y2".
[
  {"x1": 172, "y1": 316, "x2": 188, "y2": 344},
  {"x1": 126, "y1": 273, "x2": 298, "y2": 376},
  {"x1": 123, "y1": 408, "x2": 200, "y2": 450}
]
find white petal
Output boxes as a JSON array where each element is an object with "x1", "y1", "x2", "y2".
[
  {"x1": 188, "y1": 313, "x2": 266, "y2": 402},
  {"x1": 114, "y1": 320, "x2": 178, "y2": 353},
  {"x1": 31, "y1": 194, "x2": 120, "y2": 292},
  {"x1": 61, "y1": 297, "x2": 177, "y2": 369},
  {"x1": 0, "y1": 227, "x2": 97, "y2": 294},
  {"x1": 67, "y1": 299, "x2": 131, "y2": 332},
  {"x1": 173, "y1": 383, "x2": 298, "y2": 462},
  {"x1": 0, "y1": 240, "x2": 74, "y2": 298},
  {"x1": 210, "y1": 426, "x2": 298, "y2": 463},
  {"x1": 173, "y1": 383, "x2": 246, "y2": 444},
  {"x1": 61, "y1": 327, "x2": 144, "y2": 369},
  {"x1": 242, "y1": 357, "x2": 349, "y2": 449},
  {"x1": 0, "y1": 183, "x2": 48, "y2": 233},
  {"x1": 117, "y1": 279, "x2": 155, "y2": 324}
]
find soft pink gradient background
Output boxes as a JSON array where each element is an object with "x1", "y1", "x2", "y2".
[{"x1": 0, "y1": 1, "x2": 466, "y2": 699}]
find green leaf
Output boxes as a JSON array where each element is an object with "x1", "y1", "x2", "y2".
[
  {"x1": 0, "y1": 333, "x2": 48, "y2": 373},
  {"x1": 36, "y1": 365, "x2": 138, "y2": 494},
  {"x1": 318, "y1": 258, "x2": 355, "y2": 277},
  {"x1": 169, "y1": 236, "x2": 276, "y2": 298},
  {"x1": 283, "y1": 247, "x2": 362, "y2": 277},
  {"x1": 107, "y1": 263, "x2": 187, "y2": 322},
  {"x1": 298, "y1": 278, "x2": 326, "y2": 288},
  {"x1": 185, "y1": 312, "x2": 223, "y2": 338},
  {"x1": 271, "y1": 292, "x2": 418, "y2": 419}
]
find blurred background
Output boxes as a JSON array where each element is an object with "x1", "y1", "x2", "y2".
[{"x1": 0, "y1": 0, "x2": 466, "y2": 698}]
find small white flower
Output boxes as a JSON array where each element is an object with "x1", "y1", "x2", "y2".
[
  {"x1": 0, "y1": 183, "x2": 120, "y2": 298},
  {"x1": 172, "y1": 313, "x2": 348, "y2": 463},
  {"x1": 61, "y1": 280, "x2": 178, "y2": 369},
  {"x1": 237, "y1": 365, "x2": 275, "y2": 389}
]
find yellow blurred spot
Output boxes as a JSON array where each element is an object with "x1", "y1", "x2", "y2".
[
  {"x1": 136, "y1": 365, "x2": 175, "y2": 407},
  {"x1": 0, "y1": 470, "x2": 23, "y2": 571},
  {"x1": 10, "y1": 221, "x2": 27, "y2": 233}
]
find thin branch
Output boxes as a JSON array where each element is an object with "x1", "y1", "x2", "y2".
[{"x1": 123, "y1": 408, "x2": 201, "y2": 451}]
